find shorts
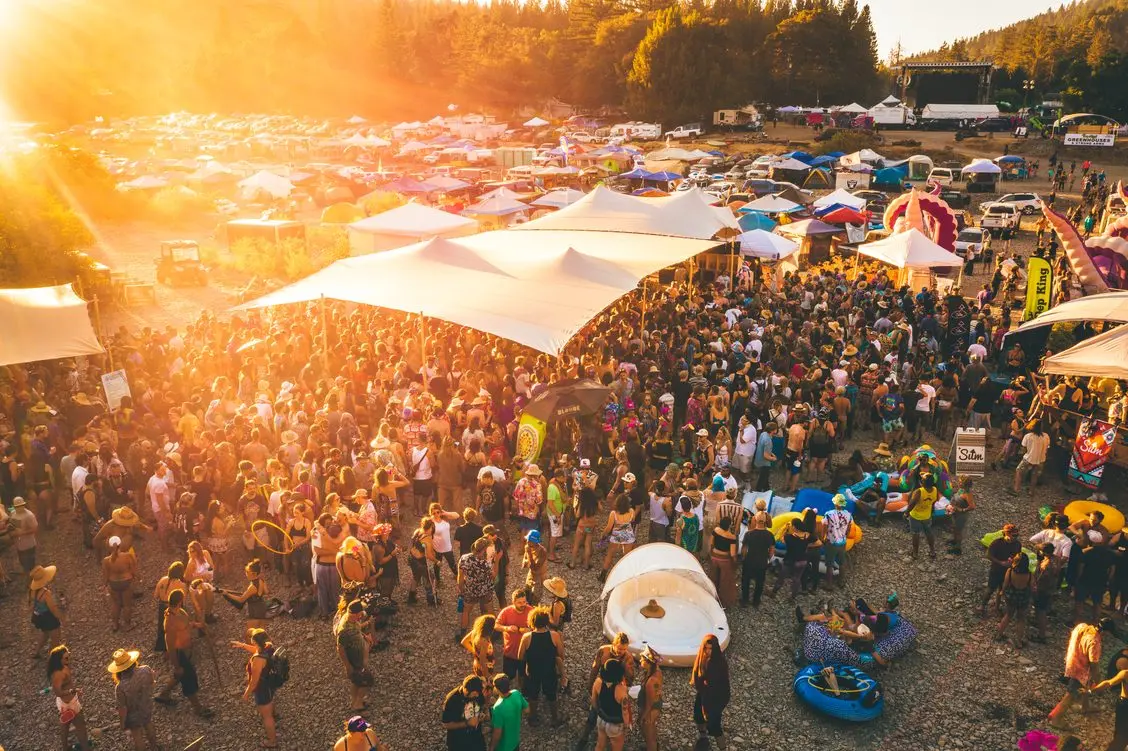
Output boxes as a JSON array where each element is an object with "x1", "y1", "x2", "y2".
[
  {"x1": 987, "y1": 568, "x2": 1007, "y2": 593},
  {"x1": 171, "y1": 649, "x2": 200, "y2": 698},
  {"x1": 502, "y1": 656, "x2": 524, "y2": 680},
  {"x1": 1075, "y1": 580, "x2": 1106, "y2": 605},
  {"x1": 785, "y1": 451, "x2": 802, "y2": 474},
  {"x1": 1066, "y1": 678, "x2": 1087, "y2": 698},
  {"x1": 597, "y1": 717, "x2": 625, "y2": 738},
  {"x1": 968, "y1": 412, "x2": 992, "y2": 430},
  {"x1": 908, "y1": 517, "x2": 932, "y2": 534},
  {"x1": 253, "y1": 681, "x2": 275, "y2": 706},
  {"x1": 17, "y1": 546, "x2": 36, "y2": 572},
  {"x1": 881, "y1": 418, "x2": 904, "y2": 432},
  {"x1": 523, "y1": 671, "x2": 558, "y2": 701},
  {"x1": 1017, "y1": 459, "x2": 1043, "y2": 474},
  {"x1": 547, "y1": 515, "x2": 563, "y2": 538},
  {"x1": 1033, "y1": 591, "x2": 1053, "y2": 613},
  {"x1": 733, "y1": 454, "x2": 753, "y2": 474}
]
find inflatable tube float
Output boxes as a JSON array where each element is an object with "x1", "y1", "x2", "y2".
[
  {"x1": 979, "y1": 530, "x2": 1037, "y2": 572},
  {"x1": 771, "y1": 512, "x2": 863, "y2": 551},
  {"x1": 883, "y1": 189, "x2": 959, "y2": 252},
  {"x1": 1063, "y1": 500, "x2": 1125, "y2": 535},
  {"x1": 796, "y1": 488, "x2": 856, "y2": 515},
  {"x1": 882, "y1": 492, "x2": 949, "y2": 518},
  {"x1": 793, "y1": 664, "x2": 884, "y2": 722}
]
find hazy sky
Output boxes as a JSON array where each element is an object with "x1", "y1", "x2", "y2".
[{"x1": 865, "y1": 0, "x2": 1069, "y2": 59}]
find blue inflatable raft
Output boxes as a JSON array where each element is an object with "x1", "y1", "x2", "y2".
[{"x1": 793, "y1": 664, "x2": 884, "y2": 722}]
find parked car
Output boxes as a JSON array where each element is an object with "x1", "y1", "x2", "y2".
[
  {"x1": 980, "y1": 204, "x2": 1020, "y2": 238},
  {"x1": 954, "y1": 227, "x2": 986, "y2": 258},
  {"x1": 939, "y1": 190, "x2": 971, "y2": 210},
  {"x1": 971, "y1": 117, "x2": 1014, "y2": 133},
  {"x1": 987, "y1": 192, "x2": 1042, "y2": 215},
  {"x1": 567, "y1": 131, "x2": 597, "y2": 143},
  {"x1": 743, "y1": 179, "x2": 776, "y2": 197},
  {"x1": 665, "y1": 123, "x2": 704, "y2": 139},
  {"x1": 927, "y1": 167, "x2": 957, "y2": 186}
]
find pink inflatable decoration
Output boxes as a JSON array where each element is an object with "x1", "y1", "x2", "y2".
[
  {"x1": 883, "y1": 188, "x2": 959, "y2": 251},
  {"x1": 1042, "y1": 202, "x2": 1128, "y2": 292}
]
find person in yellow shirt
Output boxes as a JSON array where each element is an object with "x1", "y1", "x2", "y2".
[
  {"x1": 176, "y1": 402, "x2": 201, "y2": 447},
  {"x1": 905, "y1": 473, "x2": 938, "y2": 560}
]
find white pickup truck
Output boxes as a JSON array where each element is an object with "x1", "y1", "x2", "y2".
[
  {"x1": 665, "y1": 123, "x2": 703, "y2": 139},
  {"x1": 979, "y1": 204, "x2": 1020, "y2": 238}
]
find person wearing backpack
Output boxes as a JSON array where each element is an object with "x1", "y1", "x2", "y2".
[{"x1": 231, "y1": 628, "x2": 285, "y2": 749}]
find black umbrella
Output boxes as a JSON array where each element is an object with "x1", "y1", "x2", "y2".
[{"x1": 523, "y1": 378, "x2": 613, "y2": 422}]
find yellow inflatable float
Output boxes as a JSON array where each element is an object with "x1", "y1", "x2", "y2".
[
  {"x1": 770, "y1": 511, "x2": 863, "y2": 551},
  {"x1": 1063, "y1": 500, "x2": 1125, "y2": 535}
]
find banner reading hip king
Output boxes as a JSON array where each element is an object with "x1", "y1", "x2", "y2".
[
  {"x1": 514, "y1": 413, "x2": 547, "y2": 465},
  {"x1": 1068, "y1": 418, "x2": 1117, "y2": 489},
  {"x1": 1024, "y1": 257, "x2": 1052, "y2": 321}
]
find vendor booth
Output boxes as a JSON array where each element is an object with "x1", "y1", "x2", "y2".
[{"x1": 961, "y1": 160, "x2": 1002, "y2": 193}]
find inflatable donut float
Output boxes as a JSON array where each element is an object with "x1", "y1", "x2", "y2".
[
  {"x1": 1063, "y1": 500, "x2": 1125, "y2": 535},
  {"x1": 883, "y1": 492, "x2": 949, "y2": 518},
  {"x1": 883, "y1": 189, "x2": 959, "y2": 252},
  {"x1": 771, "y1": 511, "x2": 863, "y2": 551},
  {"x1": 793, "y1": 664, "x2": 884, "y2": 722}
]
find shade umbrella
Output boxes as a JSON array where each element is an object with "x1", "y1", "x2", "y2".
[
  {"x1": 818, "y1": 206, "x2": 868, "y2": 225},
  {"x1": 522, "y1": 378, "x2": 613, "y2": 422}
]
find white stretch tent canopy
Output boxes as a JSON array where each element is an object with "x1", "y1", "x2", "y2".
[
  {"x1": 238, "y1": 170, "x2": 293, "y2": 199},
  {"x1": 737, "y1": 230, "x2": 799, "y2": 259},
  {"x1": 812, "y1": 189, "x2": 866, "y2": 210},
  {"x1": 1015, "y1": 291, "x2": 1128, "y2": 332},
  {"x1": 531, "y1": 188, "x2": 586, "y2": 209},
  {"x1": 0, "y1": 284, "x2": 104, "y2": 366},
  {"x1": 601, "y1": 543, "x2": 730, "y2": 667},
  {"x1": 742, "y1": 194, "x2": 802, "y2": 213},
  {"x1": 241, "y1": 230, "x2": 717, "y2": 354},
  {"x1": 514, "y1": 185, "x2": 735, "y2": 239},
  {"x1": 347, "y1": 202, "x2": 479, "y2": 256},
  {"x1": 1043, "y1": 324, "x2": 1128, "y2": 379},
  {"x1": 856, "y1": 229, "x2": 964, "y2": 269},
  {"x1": 523, "y1": 117, "x2": 549, "y2": 127},
  {"x1": 463, "y1": 195, "x2": 529, "y2": 216}
]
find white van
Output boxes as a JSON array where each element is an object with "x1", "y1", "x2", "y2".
[{"x1": 927, "y1": 167, "x2": 956, "y2": 186}]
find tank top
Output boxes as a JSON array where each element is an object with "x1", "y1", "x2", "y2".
[
  {"x1": 597, "y1": 680, "x2": 624, "y2": 724},
  {"x1": 432, "y1": 519, "x2": 453, "y2": 555},
  {"x1": 712, "y1": 532, "x2": 735, "y2": 557},
  {"x1": 649, "y1": 494, "x2": 670, "y2": 526},
  {"x1": 524, "y1": 630, "x2": 557, "y2": 678},
  {"x1": 909, "y1": 486, "x2": 937, "y2": 521}
]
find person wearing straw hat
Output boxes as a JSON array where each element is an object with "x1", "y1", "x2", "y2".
[
  {"x1": 638, "y1": 645, "x2": 664, "y2": 751},
  {"x1": 107, "y1": 648, "x2": 159, "y2": 751},
  {"x1": 94, "y1": 505, "x2": 150, "y2": 559},
  {"x1": 29, "y1": 564, "x2": 62, "y2": 658}
]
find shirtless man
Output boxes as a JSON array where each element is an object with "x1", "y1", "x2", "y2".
[
  {"x1": 93, "y1": 506, "x2": 151, "y2": 558},
  {"x1": 101, "y1": 537, "x2": 137, "y2": 632},
  {"x1": 155, "y1": 589, "x2": 213, "y2": 718}
]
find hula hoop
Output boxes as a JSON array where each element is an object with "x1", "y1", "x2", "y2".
[{"x1": 250, "y1": 519, "x2": 296, "y2": 556}]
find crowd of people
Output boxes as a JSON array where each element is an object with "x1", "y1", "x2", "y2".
[{"x1": 1, "y1": 227, "x2": 1127, "y2": 749}]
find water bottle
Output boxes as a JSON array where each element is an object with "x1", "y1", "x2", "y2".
[{"x1": 456, "y1": 595, "x2": 464, "y2": 614}]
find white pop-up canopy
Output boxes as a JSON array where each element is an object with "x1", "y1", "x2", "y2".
[
  {"x1": 836, "y1": 102, "x2": 868, "y2": 114},
  {"x1": 462, "y1": 194, "x2": 530, "y2": 217},
  {"x1": 347, "y1": 202, "x2": 479, "y2": 255},
  {"x1": 812, "y1": 188, "x2": 866, "y2": 210},
  {"x1": 0, "y1": 284, "x2": 104, "y2": 366},
  {"x1": 240, "y1": 229, "x2": 717, "y2": 354},
  {"x1": 238, "y1": 170, "x2": 293, "y2": 199},
  {"x1": 962, "y1": 159, "x2": 1002, "y2": 175},
  {"x1": 856, "y1": 229, "x2": 964, "y2": 269},
  {"x1": 737, "y1": 229, "x2": 799, "y2": 259},
  {"x1": 1043, "y1": 324, "x2": 1128, "y2": 379},
  {"x1": 1015, "y1": 290, "x2": 1128, "y2": 333},
  {"x1": 523, "y1": 116, "x2": 549, "y2": 127},
  {"x1": 741, "y1": 194, "x2": 802, "y2": 213}
]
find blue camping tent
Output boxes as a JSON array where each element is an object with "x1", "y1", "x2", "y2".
[{"x1": 737, "y1": 213, "x2": 778, "y2": 232}]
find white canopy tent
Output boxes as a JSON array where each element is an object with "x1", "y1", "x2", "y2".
[
  {"x1": 856, "y1": 229, "x2": 964, "y2": 269},
  {"x1": 812, "y1": 189, "x2": 866, "y2": 210},
  {"x1": 1043, "y1": 324, "x2": 1128, "y2": 379},
  {"x1": 346, "y1": 202, "x2": 479, "y2": 255},
  {"x1": 240, "y1": 229, "x2": 718, "y2": 354},
  {"x1": 840, "y1": 149, "x2": 885, "y2": 167},
  {"x1": 1015, "y1": 291, "x2": 1128, "y2": 332},
  {"x1": 0, "y1": 284, "x2": 104, "y2": 366},
  {"x1": 462, "y1": 195, "x2": 530, "y2": 217},
  {"x1": 836, "y1": 102, "x2": 868, "y2": 114},
  {"x1": 769, "y1": 158, "x2": 813, "y2": 172},
  {"x1": 737, "y1": 230, "x2": 799, "y2": 259},
  {"x1": 962, "y1": 159, "x2": 1002, "y2": 175},
  {"x1": 531, "y1": 187, "x2": 586, "y2": 209},
  {"x1": 742, "y1": 194, "x2": 801, "y2": 213},
  {"x1": 523, "y1": 116, "x2": 550, "y2": 127},
  {"x1": 477, "y1": 186, "x2": 528, "y2": 203},
  {"x1": 601, "y1": 543, "x2": 730, "y2": 667},
  {"x1": 237, "y1": 170, "x2": 293, "y2": 200}
]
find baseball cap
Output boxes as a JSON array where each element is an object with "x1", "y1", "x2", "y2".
[
  {"x1": 579, "y1": 458, "x2": 591, "y2": 468},
  {"x1": 347, "y1": 716, "x2": 370, "y2": 733},
  {"x1": 623, "y1": 472, "x2": 636, "y2": 484}
]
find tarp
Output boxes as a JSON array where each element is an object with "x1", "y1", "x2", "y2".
[
  {"x1": 1043, "y1": 324, "x2": 1128, "y2": 379},
  {"x1": 769, "y1": 158, "x2": 812, "y2": 172},
  {"x1": 241, "y1": 229, "x2": 717, "y2": 354},
  {"x1": 812, "y1": 189, "x2": 866, "y2": 210},
  {"x1": 531, "y1": 188, "x2": 586, "y2": 209},
  {"x1": 1015, "y1": 290, "x2": 1128, "y2": 332},
  {"x1": 776, "y1": 218, "x2": 842, "y2": 237},
  {"x1": 856, "y1": 228, "x2": 964, "y2": 269},
  {"x1": 600, "y1": 542, "x2": 717, "y2": 600},
  {"x1": 0, "y1": 284, "x2": 104, "y2": 366},
  {"x1": 737, "y1": 230, "x2": 799, "y2": 259}
]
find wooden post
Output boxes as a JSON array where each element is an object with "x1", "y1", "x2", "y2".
[
  {"x1": 319, "y1": 294, "x2": 329, "y2": 374},
  {"x1": 92, "y1": 295, "x2": 113, "y2": 371}
]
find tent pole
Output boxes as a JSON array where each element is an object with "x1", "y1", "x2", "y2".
[
  {"x1": 319, "y1": 294, "x2": 329, "y2": 374},
  {"x1": 93, "y1": 294, "x2": 112, "y2": 371}
]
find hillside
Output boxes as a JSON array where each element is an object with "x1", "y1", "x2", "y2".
[{"x1": 907, "y1": 0, "x2": 1128, "y2": 118}]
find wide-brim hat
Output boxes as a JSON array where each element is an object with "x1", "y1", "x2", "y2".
[
  {"x1": 106, "y1": 648, "x2": 141, "y2": 674},
  {"x1": 74, "y1": 392, "x2": 93, "y2": 406},
  {"x1": 111, "y1": 506, "x2": 141, "y2": 527},
  {"x1": 29, "y1": 400, "x2": 52, "y2": 414},
  {"x1": 524, "y1": 463, "x2": 542, "y2": 476},
  {"x1": 873, "y1": 443, "x2": 892, "y2": 457},
  {"x1": 843, "y1": 345, "x2": 859, "y2": 357},
  {"x1": 640, "y1": 599, "x2": 666, "y2": 619},
  {"x1": 281, "y1": 430, "x2": 299, "y2": 444},
  {"x1": 12, "y1": 497, "x2": 26, "y2": 508},
  {"x1": 370, "y1": 436, "x2": 391, "y2": 450},
  {"x1": 543, "y1": 576, "x2": 568, "y2": 599},
  {"x1": 639, "y1": 645, "x2": 663, "y2": 664},
  {"x1": 29, "y1": 564, "x2": 57, "y2": 590}
]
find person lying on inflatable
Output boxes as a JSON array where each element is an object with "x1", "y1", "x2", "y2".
[
  {"x1": 889, "y1": 445, "x2": 954, "y2": 498},
  {"x1": 801, "y1": 595, "x2": 917, "y2": 669}
]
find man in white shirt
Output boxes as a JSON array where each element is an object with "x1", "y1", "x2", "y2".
[
  {"x1": 733, "y1": 416, "x2": 758, "y2": 481},
  {"x1": 70, "y1": 453, "x2": 90, "y2": 502},
  {"x1": 146, "y1": 463, "x2": 172, "y2": 547},
  {"x1": 745, "y1": 334, "x2": 763, "y2": 362},
  {"x1": 1012, "y1": 422, "x2": 1051, "y2": 495},
  {"x1": 411, "y1": 438, "x2": 435, "y2": 512},
  {"x1": 830, "y1": 361, "x2": 849, "y2": 389},
  {"x1": 967, "y1": 337, "x2": 988, "y2": 361},
  {"x1": 915, "y1": 381, "x2": 936, "y2": 439}
]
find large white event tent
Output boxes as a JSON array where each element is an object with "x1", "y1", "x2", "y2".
[
  {"x1": 856, "y1": 229, "x2": 963, "y2": 268},
  {"x1": 737, "y1": 230, "x2": 799, "y2": 259},
  {"x1": 240, "y1": 231, "x2": 717, "y2": 355},
  {"x1": 1043, "y1": 324, "x2": 1128, "y2": 379},
  {"x1": 346, "y1": 202, "x2": 479, "y2": 256},
  {"x1": 0, "y1": 285, "x2": 104, "y2": 366},
  {"x1": 1015, "y1": 290, "x2": 1128, "y2": 332}
]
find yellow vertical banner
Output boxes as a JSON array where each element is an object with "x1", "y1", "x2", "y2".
[
  {"x1": 1024, "y1": 257, "x2": 1052, "y2": 321},
  {"x1": 514, "y1": 413, "x2": 547, "y2": 465}
]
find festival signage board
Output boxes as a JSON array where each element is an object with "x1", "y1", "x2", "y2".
[
  {"x1": 1063, "y1": 133, "x2": 1115, "y2": 147},
  {"x1": 1023, "y1": 257, "x2": 1052, "y2": 321},
  {"x1": 1068, "y1": 418, "x2": 1117, "y2": 489},
  {"x1": 514, "y1": 413, "x2": 547, "y2": 464},
  {"x1": 100, "y1": 369, "x2": 131, "y2": 411},
  {"x1": 952, "y1": 427, "x2": 987, "y2": 477}
]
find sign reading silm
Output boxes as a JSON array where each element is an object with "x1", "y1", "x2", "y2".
[{"x1": 1064, "y1": 133, "x2": 1116, "y2": 147}]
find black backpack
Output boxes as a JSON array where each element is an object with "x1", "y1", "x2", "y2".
[{"x1": 264, "y1": 648, "x2": 290, "y2": 690}]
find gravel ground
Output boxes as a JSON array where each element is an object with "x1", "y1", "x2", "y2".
[{"x1": 5, "y1": 175, "x2": 1124, "y2": 750}]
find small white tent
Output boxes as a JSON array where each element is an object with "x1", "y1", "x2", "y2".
[
  {"x1": 1043, "y1": 324, "x2": 1128, "y2": 379},
  {"x1": 737, "y1": 230, "x2": 799, "y2": 259},
  {"x1": 856, "y1": 229, "x2": 963, "y2": 269},
  {"x1": 238, "y1": 170, "x2": 293, "y2": 200},
  {"x1": 0, "y1": 284, "x2": 104, "y2": 366},
  {"x1": 812, "y1": 189, "x2": 866, "y2": 210},
  {"x1": 347, "y1": 202, "x2": 479, "y2": 255},
  {"x1": 523, "y1": 116, "x2": 549, "y2": 128}
]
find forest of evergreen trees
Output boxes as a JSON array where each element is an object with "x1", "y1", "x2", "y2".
[{"x1": 0, "y1": 0, "x2": 881, "y2": 126}]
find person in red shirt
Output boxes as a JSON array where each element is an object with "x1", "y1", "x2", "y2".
[{"x1": 495, "y1": 587, "x2": 532, "y2": 683}]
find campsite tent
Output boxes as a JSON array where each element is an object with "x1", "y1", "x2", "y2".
[
  {"x1": 740, "y1": 195, "x2": 802, "y2": 214},
  {"x1": 531, "y1": 188, "x2": 586, "y2": 209},
  {"x1": 462, "y1": 195, "x2": 529, "y2": 217},
  {"x1": 840, "y1": 149, "x2": 884, "y2": 167},
  {"x1": 737, "y1": 230, "x2": 799, "y2": 259},
  {"x1": 347, "y1": 202, "x2": 479, "y2": 255},
  {"x1": 237, "y1": 170, "x2": 293, "y2": 200},
  {"x1": 601, "y1": 543, "x2": 731, "y2": 667},
  {"x1": 812, "y1": 189, "x2": 866, "y2": 210},
  {"x1": 836, "y1": 102, "x2": 868, "y2": 114},
  {"x1": 0, "y1": 284, "x2": 104, "y2": 366},
  {"x1": 523, "y1": 116, "x2": 550, "y2": 128},
  {"x1": 856, "y1": 229, "x2": 963, "y2": 269},
  {"x1": 1043, "y1": 324, "x2": 1128, "y2": 379}
]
